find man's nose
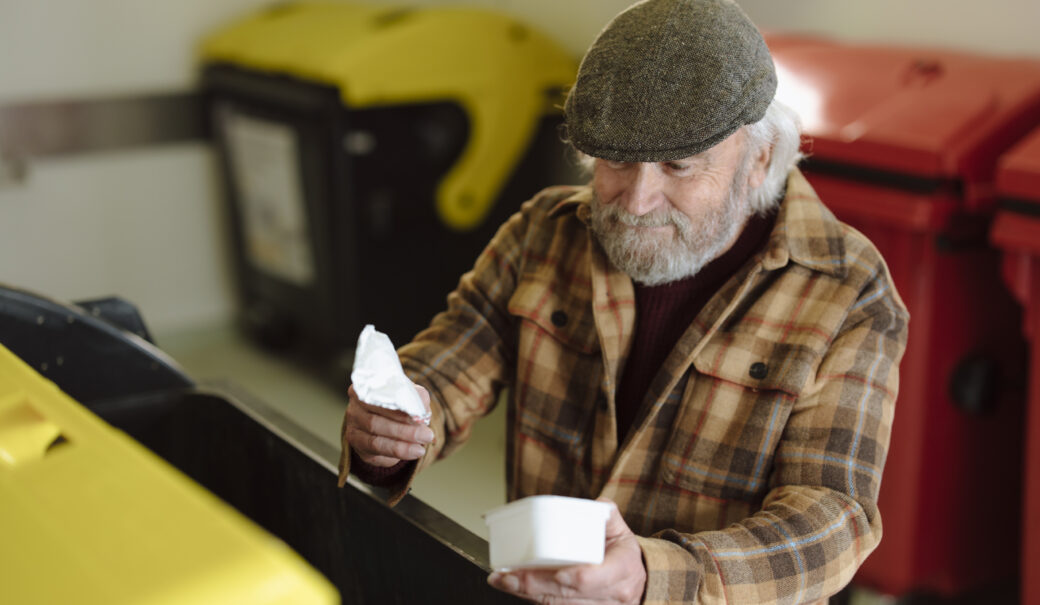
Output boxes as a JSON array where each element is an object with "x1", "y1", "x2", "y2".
[{"x1": 619, "y1": 164, "x2": 663, "y2": 216}]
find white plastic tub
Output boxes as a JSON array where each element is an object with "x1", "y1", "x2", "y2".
[{"x1": 483, "y1": 495, "x2": 612, "y2": 571}]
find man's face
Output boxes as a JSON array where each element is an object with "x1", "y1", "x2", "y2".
[{"x1": 589, "y1": 129, "x2": 769, "y2": 286}]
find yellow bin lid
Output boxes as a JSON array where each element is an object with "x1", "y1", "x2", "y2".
[
  {"x1": 0, "y1": 343, "x2": 338, "y2": 605},
  {"x1": 200, "y1": 1, "x2": 578, "y2": 231}
]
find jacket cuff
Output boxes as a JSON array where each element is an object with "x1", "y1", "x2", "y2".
[
  {"x1": 636, "y1": 535, "x2": 705, "y2": 604},
  {"x1": 337, "y1": 440, "x2": 422, "y2": 505}
]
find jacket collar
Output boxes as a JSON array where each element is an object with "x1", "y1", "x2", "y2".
[
  {"x1": 549, "y1": 185, "x2": 593, "y2": 223},
  {"x1": 760, "y1": 169, "x2": 848, "y2": 278}
]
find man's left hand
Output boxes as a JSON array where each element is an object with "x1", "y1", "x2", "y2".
[{"x1": 487, "y1": 498, "x2": 646, "y2": 604}]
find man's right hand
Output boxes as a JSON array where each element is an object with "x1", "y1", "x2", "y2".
[{"x1": 343, "y1": 384, "x2": 435, "y2": 467}]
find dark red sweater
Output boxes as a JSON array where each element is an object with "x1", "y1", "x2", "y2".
[{"x1": 614, "y1": 211, "x2": 775, "y2": 442}]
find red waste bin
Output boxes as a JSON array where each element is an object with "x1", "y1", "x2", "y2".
[
  {"x1": 990, "y1": 127, "x2": 1040, "y2": 605},
  {"x1": 766, "y1": 34, "x2": 1040, "y2": 598}
]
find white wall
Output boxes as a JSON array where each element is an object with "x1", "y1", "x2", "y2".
[
  {"x1": 380, "y1": 0, "x2": 1040, "y2": 59},
  {"x1": 2, "y1": 0, "x2": 1039, "y2": 335},
  {"x1": 0, "y1": 0, "x2": 273, "y2": 334},
  {"x1": 0, "y1": 1, "x2": 276, "y2": 103},
  {"x1": 0, "y1": 146, "x2": 234, "y2": 331}
]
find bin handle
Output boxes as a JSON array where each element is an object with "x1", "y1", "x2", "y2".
[
  {"x1": 948, "y1": 353, "x2": 998, "y2": 415},
  {"x1": 903, "y1": 59, "x2": 944, "y2": 87},
  {"x1": 434, "y1": 91, "x2": 543, "y2": 231},
  {"x1": 0, "y1": 394, "x2": 64, "y2": 467}
]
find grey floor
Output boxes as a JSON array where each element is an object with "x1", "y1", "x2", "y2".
[{"x1": 156, "y1": 322, "x2": 507, "y2": 540}]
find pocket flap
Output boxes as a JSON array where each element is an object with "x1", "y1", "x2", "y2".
[
  {"x1": 508, "y1": 279, "x2": 599, "y2": 355},
  {"x1": 693, "y1": 332, "x2": 818, "y2": 396}
]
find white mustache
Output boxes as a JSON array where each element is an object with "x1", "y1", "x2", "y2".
[{"x1": 603, "y1": 206, "x2": 683, "y2": 229}]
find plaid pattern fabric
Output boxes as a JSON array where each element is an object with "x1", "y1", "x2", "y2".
[{"x1": 341, "y1": 169, "x2": 908, "y2": 603}]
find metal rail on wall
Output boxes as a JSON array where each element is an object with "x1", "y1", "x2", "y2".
[{"x1": 0, "y1": 92, "x2": 206, "y2": 186}]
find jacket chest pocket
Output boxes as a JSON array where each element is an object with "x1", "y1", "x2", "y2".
[
  {"x1": 508, "y1": 280, "x2": 601, "y2": 458},
  {"x1": 661, "y1": 335, "x2": 819, "y2": 502}
]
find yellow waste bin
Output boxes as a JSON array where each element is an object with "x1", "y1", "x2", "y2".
[
  {"x1": 200, "y1": 1, "x2": 578, "y2": 358},
  {"x1": 0, "y1": 343, "x2": 339, "y2": 604}
]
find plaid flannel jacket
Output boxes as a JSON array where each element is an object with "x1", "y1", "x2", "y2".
[{"x1": 340, "y1": 169, "x2": 908, "y2": 604}]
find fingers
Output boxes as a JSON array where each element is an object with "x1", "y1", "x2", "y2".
[
  {"x1": 489, "y1": 562, "x2": 643, "y2": 604},
  {"x1": 346, "y1": 396, "x2": 433, "y2": 441},
  {"x1": 347, "y1": 385, "x2": 424, "y2": 423},
  {"x1": 358, "y1": 453, "x2": 409, "y2": 467},
  {"x1": 488, "y1": 569, "x2": 579, "y2": 602},
  {"x1": 487, "y1": 499, "x2": 646, "y2": 604},
  {"x1": 488, "y1": 569, "x2": 605, "y2": 604},
  {"x1": 347, "y1": 427, "x2": 425, "y2": 465},
  {"x1": 344, "y1": 385, "x2": 435, "y2": 467},
  {"x1": 345, "y1": 404, "x2": 434, "y2": 460}
]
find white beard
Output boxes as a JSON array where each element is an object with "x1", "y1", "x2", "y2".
[{"x1": 589, "y1": 160, "x2": 755, "y2": 286}]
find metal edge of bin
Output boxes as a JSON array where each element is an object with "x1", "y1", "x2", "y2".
[{"x1": 196, "y1": 378, "x2": 493, "y2": 572}]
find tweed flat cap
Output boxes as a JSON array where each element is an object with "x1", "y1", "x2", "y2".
[{"x1": 564, "y1": 0, "x2": 776, "y2": 162}]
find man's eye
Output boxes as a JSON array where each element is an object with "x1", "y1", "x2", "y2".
[
  {"x1": 664, "y1": 162, "x2": 690, "y2": 172},
  {"x1": 605, "y1": 160, "x2": 630, "y2": 170}
]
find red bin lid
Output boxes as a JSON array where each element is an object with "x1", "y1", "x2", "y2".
[
  {"x1": 766, "y1": 34, "x2": 1040, "y2": 188},
  {"x1": 997, "y1": 126, "x2": 1040, "y2": 203}
]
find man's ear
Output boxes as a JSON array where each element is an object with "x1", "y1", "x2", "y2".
[{"x1": 747, "y1": 141, "x2": 773, "y2": 190}]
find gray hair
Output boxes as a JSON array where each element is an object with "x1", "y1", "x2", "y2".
[
  {"x1": 743, "y1": 98, "x2": 804, "y2": 214},
  {"x1": 572, "y1": 98, "x2": 804, "y2": 214}
]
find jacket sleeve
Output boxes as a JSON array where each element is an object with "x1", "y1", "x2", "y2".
[
  {"x1": 638, "y1": 270, "x2": 909, "y2": 604},
  {"x1": 339, "y1": 193, "x2": 542, "y2": 505}
]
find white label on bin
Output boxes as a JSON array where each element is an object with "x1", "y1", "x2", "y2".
[{"x1": 221, "y1": 109, "x2": 316, "y2": 286}]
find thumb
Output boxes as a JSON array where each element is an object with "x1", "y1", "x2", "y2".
[
  {"x1": 595, "y1": 498, "x2": 631, "y2": 539},
  {"x1": 415, "y1": 384, "x2": 432, "y2": 415}
]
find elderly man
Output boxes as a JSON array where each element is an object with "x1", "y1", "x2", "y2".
[{"x1": 339, "y1": 0, "x2": 909, "y2": 603}]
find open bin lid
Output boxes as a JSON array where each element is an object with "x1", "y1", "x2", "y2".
[
  {"x1": 0, "y1": 343, "x2": 338, "y2": 604},
  {"x1": 766, "y1": 34, "x2": 1040, "y2": 208}
]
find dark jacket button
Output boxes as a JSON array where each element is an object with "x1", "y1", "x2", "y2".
[
  {"x1": 749, "y1": 362, "x2": 768, "y2": 380},
  {"x1": 551, "y1": 310, "x2": 568, "y2": 327}
]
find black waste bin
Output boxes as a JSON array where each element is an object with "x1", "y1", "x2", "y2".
[
  {"x1": 93, "y1": 388, "x2": 525, "y2": 605},
  {"x1": 0, "y1": 285, "x2": 523, "y2": 603},
  {"x1": 201, "y1": 3, "x2": 578, "y2": 364}
]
